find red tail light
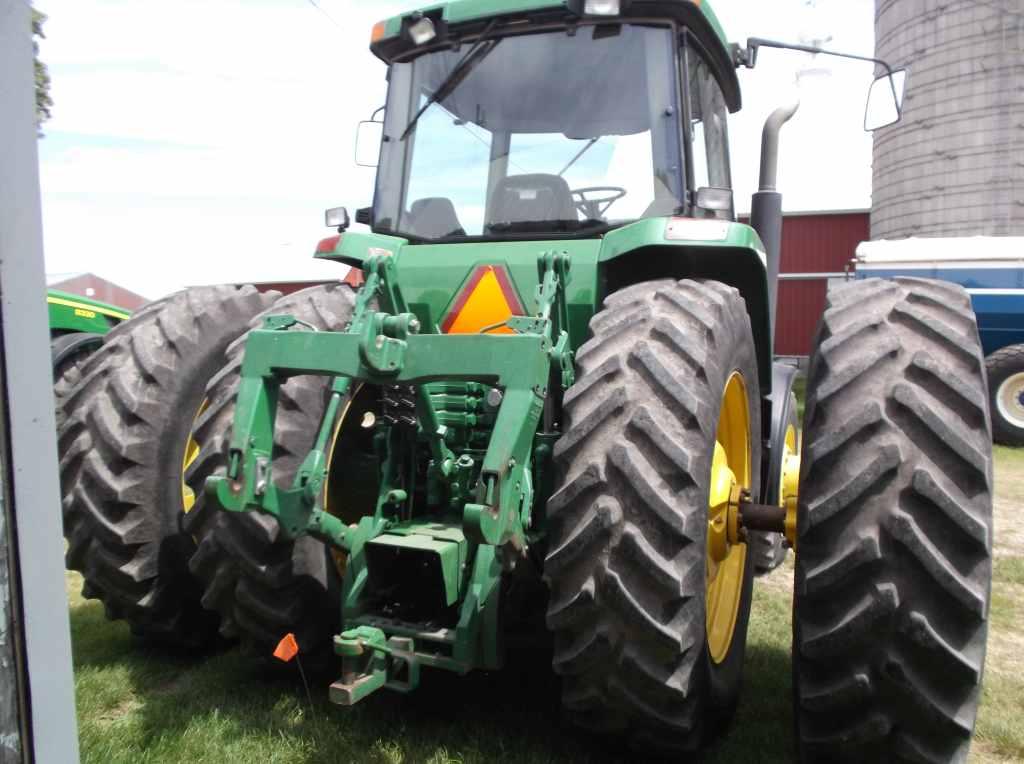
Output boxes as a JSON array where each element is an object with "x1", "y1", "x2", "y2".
[{"x1": 316, "y1": 234, "x2": 342, "y2": 255}]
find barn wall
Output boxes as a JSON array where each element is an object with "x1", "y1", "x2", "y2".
[
  {"x1": 743, "y1": 210, "x2": 870, "y2": 357},
  {"x1": 48, "y1": 273, "x2": 148, "y2": 310}
]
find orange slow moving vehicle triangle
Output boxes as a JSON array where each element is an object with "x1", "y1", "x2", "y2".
[{"x1": 441, "y1": 265, "x2": 525, "y2": 334}]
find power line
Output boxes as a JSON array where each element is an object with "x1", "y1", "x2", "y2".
[
  {"x1": 304, "y1": 0, "x2": 343, "y2": 29},
  {"x1": 458, "y1": 120, "x2": 531, "y2": 175}
]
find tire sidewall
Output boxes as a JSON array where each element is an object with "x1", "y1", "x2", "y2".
[{"x1": 156, "y1": 353, "x2": 228, "y2": 568}]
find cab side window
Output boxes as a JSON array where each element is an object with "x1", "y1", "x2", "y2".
[{"x1": 684, "y1": 41, "x2": 731, "y2": 196}]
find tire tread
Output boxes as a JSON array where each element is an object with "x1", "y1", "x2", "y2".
[
  {"x1": 58, "y1": 285, "x2": 273, "y2": 646},
  {"x1": 546, "y1": 279, "x2": 760, "y2": 752},
  {"x1": 794, "y1": 277, "x2": 992, "y2": 763}
]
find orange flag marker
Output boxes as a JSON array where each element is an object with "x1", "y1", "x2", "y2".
[{"x1": 273, "y1": 632, "x2": 299, "y2": 663}]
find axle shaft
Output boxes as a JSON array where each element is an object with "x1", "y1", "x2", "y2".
[{"x1": 738, "y1": 501, "x2": 786, "y2": 533}]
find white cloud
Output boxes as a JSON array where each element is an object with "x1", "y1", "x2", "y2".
[
  {"x1": 35, "y1": 0, "x2": 876, "y2": 300},
  {"x1": 36, "y1": 0, "x2": 406, "y2": 297}
]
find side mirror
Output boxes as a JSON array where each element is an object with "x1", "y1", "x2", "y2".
[
  {"x1": 325, "y1": 206, "x2": 350, "y2": 231},
  {"x1": 864, "y1": 69, "x2": 906, "y2": 131},
  {"x1": 695, "y1": 186, "x2": 734, "y2": 219},
  {"x1": 355, "y1": 117, "x2": 384, "y2": 168}
]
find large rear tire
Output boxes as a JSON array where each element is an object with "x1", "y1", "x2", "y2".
[
  {"x1": 794, "y1": 278, "x2": 992, "y2": 763},
  {"x1": 185, "y1": 284, "x2": 359, "y2": 660},
  {"x1": 545, "y1": 279, "x2": 760, "y2": 753},
  {"x1": 58, "y1": 286, "x2": 274, "y2": 646}
]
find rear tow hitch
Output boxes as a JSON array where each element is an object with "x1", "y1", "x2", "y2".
[{"x1": 330, "y1": 626, "x2": 420, "y2": 705}]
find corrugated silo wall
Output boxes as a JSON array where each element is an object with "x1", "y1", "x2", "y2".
[{"x1": 872, "y1": 0, "x2": 1024, "y2": 238}]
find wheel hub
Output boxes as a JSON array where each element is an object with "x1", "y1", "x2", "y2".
[
  {"x1": 781, "y1": 425, "x2": 801, "y2": 549},
  {"x1": 706, "y1": 372, "x2": 750, "y2": 665},
  {"x1": 996, "y1": 371, "x2": 1024, "y2": 429},
  {"x1": 708, "y1": 465, "x2": 744, "y2": 567}
]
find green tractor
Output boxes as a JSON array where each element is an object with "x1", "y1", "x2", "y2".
[
  {"x1": 47, "y1": 288, "x2": 129, "y2": 387},
  {"x1": 59, "y1": 1, "x2": 993, "y2": 760}
]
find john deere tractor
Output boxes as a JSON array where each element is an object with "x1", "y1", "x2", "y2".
[
  {"x1": 59, "y1": 1, "x2": 993, "y2": 760},
  {"x1": 47, "y1": 288, "x2": 130, "y2": 411}
]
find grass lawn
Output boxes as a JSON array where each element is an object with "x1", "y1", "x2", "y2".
[{"x1": 67, "y1": 447, "x2": 1024, "y2": 762}]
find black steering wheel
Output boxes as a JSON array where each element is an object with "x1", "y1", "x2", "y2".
[{"x1": 570, "y1": 186, "x2": 627, "y2": 219}]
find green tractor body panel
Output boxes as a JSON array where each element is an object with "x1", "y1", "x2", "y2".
[
  {"x1": 323, "y1": 233, "x2": 603, "y2": 350},
  {"x1": 47, "y1": 288, "x2": 130, "y2": 336},
  {"x1": 320, "y1": 218, "x2": 770, "y2": 376}
]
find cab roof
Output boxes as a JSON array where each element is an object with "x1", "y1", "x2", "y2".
[{"x1": 370, "y1": 0, "x2": 741, "y2": 111}]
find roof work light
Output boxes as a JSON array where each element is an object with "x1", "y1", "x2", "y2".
[
  {"x1": 407, "y1": 15, "x2": 437, "y2": 45},
  {"x1": 583, "y1": 0, "x2": 620, "y2": 14}
]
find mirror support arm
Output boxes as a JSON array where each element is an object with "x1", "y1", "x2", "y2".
[
  {"x1": 742, "y1": 38, "x2": 896, "y2": 77},
  {"x1": 736, "y1": 38, "x2": 902, "y2": 120}
]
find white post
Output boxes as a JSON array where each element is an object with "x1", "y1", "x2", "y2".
[{"x1": 0, "y1": 2, "x2": 81, "y2": 761}]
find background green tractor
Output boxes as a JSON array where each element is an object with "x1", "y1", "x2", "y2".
[
  {"x1": 47, "y1": 288, "x2": 129, "y2": 402},
  {"x1": 58, "y1": 1, "x2": 993, "y2": 760}
]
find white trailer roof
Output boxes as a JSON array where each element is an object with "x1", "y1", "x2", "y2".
[{"x1": 856, "y1": 237, "x2": 1024, "y2": 264}]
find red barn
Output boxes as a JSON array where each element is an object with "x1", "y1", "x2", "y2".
[
  {"x1": 46, "y1": 272, "x2": 149, "y2": 310},
  {"x1": 743, "y1": 209, "x2": 870, "y2": 359}
]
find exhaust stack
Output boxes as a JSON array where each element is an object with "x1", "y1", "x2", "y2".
[{"x1": 749, "y1": 100, "x2": 799, "y2": 346}]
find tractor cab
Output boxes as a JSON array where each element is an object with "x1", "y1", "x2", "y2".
[{"x1": 362, "y1": 3, "x2": 741, "y2": 242}]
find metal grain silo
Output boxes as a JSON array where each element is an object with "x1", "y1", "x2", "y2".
[{"x1": 872, "y1": 0, "x2": 1024, "y2": 238}]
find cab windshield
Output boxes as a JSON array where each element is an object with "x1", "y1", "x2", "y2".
[{"x1": 373, "y1": 24, "x2": 684, "y2": 241}]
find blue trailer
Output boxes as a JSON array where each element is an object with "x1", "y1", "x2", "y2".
[{"x1": 856, "y1": 237, "x2": 1024, "y2": 445}]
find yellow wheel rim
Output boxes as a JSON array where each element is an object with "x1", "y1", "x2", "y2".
[
  {"x1": 706, "y1": 372, "x2": 751, "y2": 665},
  {"x1": 780, "y1": 422, "x2": 801, "y2": 547},
  {"x1": 323, "y1": 383, "x2": 381, "y2": 576},
  {"x1": 181, "y1": 398, "x2": 209, "y2": 513},
  {"x1": 778, "y1": 422, "x2": 797, "y2": 506}
]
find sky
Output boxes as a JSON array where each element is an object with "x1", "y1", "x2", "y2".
[{"x1": 35, "y1": 0, "x2": 876, "y2": 300}]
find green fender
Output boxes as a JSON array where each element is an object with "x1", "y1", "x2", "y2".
[{"x1": 596, "y1": 217, "x2": 773, "y2": 398}]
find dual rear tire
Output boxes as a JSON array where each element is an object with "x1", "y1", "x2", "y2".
[
  {"x1": 58, "y1": 282, "x2": 369, "y2": 660},
  {"x1": 58, "y1": 286, "x2": 275, "y2": 645},
  {"x1": 794, "y1": 278, "x2": 992, "y2": 763},
  {"x1": 58, "y1": 275, "x2": 993, "y2": 762},
  {"x1": 547, "y1": 276, "x2": 993, "y2": 762}
]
